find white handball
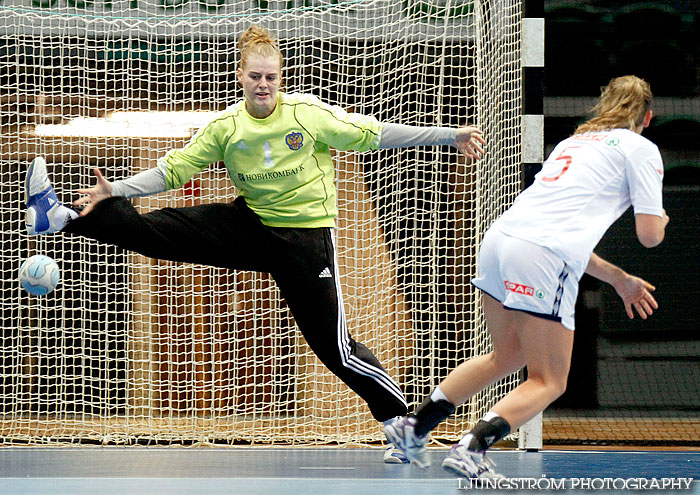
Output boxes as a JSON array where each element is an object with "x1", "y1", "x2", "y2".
[{"x1": 19, "y1": 254, "x2": 61, "y2": 296}]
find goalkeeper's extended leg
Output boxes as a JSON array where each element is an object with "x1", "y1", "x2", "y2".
[{"x1": 62, "y1": 195, "x2": 275, "y2": 271}]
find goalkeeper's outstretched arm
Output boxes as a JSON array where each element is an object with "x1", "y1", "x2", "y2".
[
  {"x1": 379, "y1": 123, "x2": 485, "y2": 160},
  {"x1": 73, "y1": 166, "x2": 167, "y2": 216}
]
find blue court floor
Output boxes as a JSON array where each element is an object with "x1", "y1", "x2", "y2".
[{"x1": 0, "y1": 447, "x2": 697, "y2": 494}]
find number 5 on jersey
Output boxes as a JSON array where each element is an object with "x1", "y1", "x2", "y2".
[{"x1": 541, "y1": 146, "x2": 581, "y2": 182}]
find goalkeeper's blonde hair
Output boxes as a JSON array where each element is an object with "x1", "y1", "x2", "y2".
[
  {"x1": 238, "y1": 25, "x2": 283, "y2": 70},
  {"x1": 574, "y1": 76, "x2": 652, "y2": 135}
]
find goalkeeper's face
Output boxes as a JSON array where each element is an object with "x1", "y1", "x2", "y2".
[{"x1": 238, "y1": 55, "x2": 282, "y2": 119}]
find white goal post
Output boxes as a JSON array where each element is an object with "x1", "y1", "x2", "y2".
[{"x1": 1, "y1": 0, "x2": 526, "y2": 446}]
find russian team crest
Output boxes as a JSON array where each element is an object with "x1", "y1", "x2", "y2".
[{"x1": 285, "y1": 132, "x2": 304, "y2": 150}]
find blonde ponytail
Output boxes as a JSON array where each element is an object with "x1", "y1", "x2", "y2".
[
  {"x1": 238, "y1": 25, "x2": 283, "y2": 70},
  {"x1": 574, "y1": 76, "x2": 652, "y2": 135}
]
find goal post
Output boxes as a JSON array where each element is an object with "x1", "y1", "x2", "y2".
[
  {"x1": 518, "y1": 0, "x2": 545, "y2": 451},
  {"x1": 0, "y1": 0, "x2": 524, "y2": 445}
]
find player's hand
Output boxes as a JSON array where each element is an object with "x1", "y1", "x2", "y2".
[
  {"x1": 455, "y1": 126, "x2": 486, "y2": 160},
  {"x1": 613, "y1": 273, "x2": 658, "y2": 320},
  {"x1": 74, "y1": 168, "x2": 113, "y2": 216}
]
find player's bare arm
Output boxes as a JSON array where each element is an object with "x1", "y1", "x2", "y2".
[
  {"x1": 635, "y1": 211, "x2": 669, "y2": 248},
  {"x1": 584, "y1": 253, "x2": 658, "y2": 319}
]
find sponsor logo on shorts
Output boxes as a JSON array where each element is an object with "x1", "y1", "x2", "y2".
[
  {"x1": 535, "y1": 289, "x2": 546, "y2": 299},
  {"x1": 504, "y1": 280, "x2": 534, "y2": 297}
]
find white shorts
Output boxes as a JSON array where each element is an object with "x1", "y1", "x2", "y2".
[{"x1": 471, "y1": 228, "x2": 578, "y2": 330}]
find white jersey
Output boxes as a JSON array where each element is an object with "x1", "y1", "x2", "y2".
[{"x1": 493, "y1": 128, "x2": 664, "y2": 280}]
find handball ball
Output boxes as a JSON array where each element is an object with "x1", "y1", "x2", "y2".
[{"x1": 19, "y1": 255, "x2": 60, "y2": 296}]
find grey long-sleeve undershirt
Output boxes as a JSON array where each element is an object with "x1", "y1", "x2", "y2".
[{"x1": 109, "y1": 123, "x2": 457, "y2": 199}]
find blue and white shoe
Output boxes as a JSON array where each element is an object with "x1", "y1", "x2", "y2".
[
  {"x1": 441, "y1": 444, "x2": 504, "y2": 479},
  {"x1": 383, "y1": 443, "x2": 410, "y2": 464},
  {"x1": 384, "y1": 416, "x2": 430, "y2": 468},
  {"x1": 25, "y1": 157, "x2": 75, "y2": 235}
]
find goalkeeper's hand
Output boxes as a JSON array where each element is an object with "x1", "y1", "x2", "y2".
[
  {"x1": 455, "y1": 126, "x2": 486, "y2": 160},
  {"x1": 74, "y1": 168, "x2": 113, "y2": 216}
]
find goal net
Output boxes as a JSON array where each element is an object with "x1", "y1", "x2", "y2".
[{"x1": 0, "y1": 0, "x2": 522, "y2": 445}]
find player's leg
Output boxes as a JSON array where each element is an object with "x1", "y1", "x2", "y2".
[
  {"x1": 441, "y1": 314, "x2": 573, "y2": 479},
  {"x1": 62, "y1": 196, "x2": 270, "y2": 270},
  {"x1": 385, "y1": 228, "x2": 524, "y2": 468},
  {"x1": 384, "y1": 294, "x2": 525, "y2": 468},
  {"x1": 25, "y1": 157, "x2": 271, "y2": 270},
  {"x1": 489, "y1": 314, "x2": 573, "y2": 429},
  {"x1": 62, "y1": 197, "x2": 271, "y2": 270},
  {"x1": 438, "y1": 294, "x2": 526, "y2": 405},
  {"x1": 271, "y1": 230, "x2": 410, "y2": 464},
  {"x1": 441, "y1": 235, "x2": 577, "y2": 479},
  {"x1": 480, "y1": 236, "x2": 577, "y2": 432},
  {"x1": 269, "y1": 228, "x2": 408, "y2": 422}
]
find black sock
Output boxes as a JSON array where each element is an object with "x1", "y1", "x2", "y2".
[
  {"x1": 412, "y1": 395, "x2": 456, "y2": 438},
  {"x1": 465, "y1": 415, "x2": 511, "y2": 451}
]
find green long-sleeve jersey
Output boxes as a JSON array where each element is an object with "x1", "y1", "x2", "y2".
[{"x1": 157, "y1": 92, "x2": 382, "y2": 228}]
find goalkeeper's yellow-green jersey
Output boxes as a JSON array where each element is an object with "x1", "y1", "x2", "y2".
[{"x1": 157, "y1": 92, "x2": 382, "y2": 228}]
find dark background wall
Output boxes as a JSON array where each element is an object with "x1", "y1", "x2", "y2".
[{"x1": 540, "y1": 2, "x2": 700, "y2": 415}]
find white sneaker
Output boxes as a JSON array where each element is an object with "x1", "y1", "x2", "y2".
[
  {"x1": 25, "y1": 157, "x2": 75, "y2": 235},
  {"x1": 383, "y1": 443, "x2": 409, "y2": 464},
  {"x1": 383, "y1": 416, "x2": 430, "y2": 468},
  {"x1": 441, "y1": 444, "x2": 504, "y2": 479}
]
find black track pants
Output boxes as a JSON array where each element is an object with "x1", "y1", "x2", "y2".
[{"x1": 63, "y1": 197, "x2": 408, "y2": 422}]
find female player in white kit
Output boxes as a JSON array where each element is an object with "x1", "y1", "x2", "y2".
[{"x1": 385, "y1": 75, "x2": 670, "y2": 477}]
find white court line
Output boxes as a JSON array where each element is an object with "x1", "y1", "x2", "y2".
[{"x1": 299, "y1": 467, "x2": 356, "y2": 470}]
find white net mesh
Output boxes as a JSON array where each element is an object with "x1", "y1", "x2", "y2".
[{"x1": 1, "y1": 0, "x2": 522, "y2": 445}]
